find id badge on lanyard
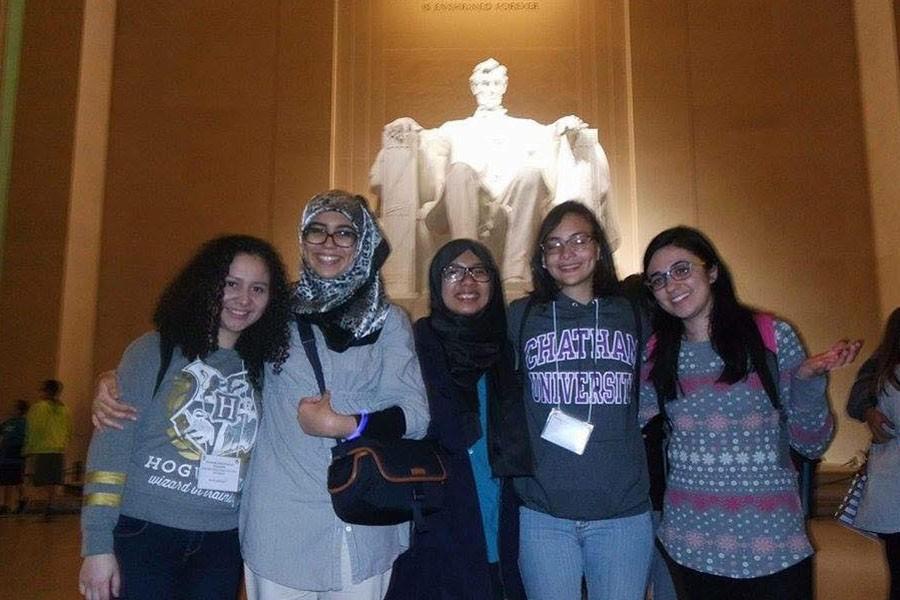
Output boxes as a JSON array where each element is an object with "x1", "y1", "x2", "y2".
[
  {"x1": 538, "y1": 300, "x2": 599, "y2": 455},
  {"x1": 541, "y1": 407, "x2": 594, "y2": 455},
  {"x1": 197, "y1": 455, "x2": 241, "y2": 492}
]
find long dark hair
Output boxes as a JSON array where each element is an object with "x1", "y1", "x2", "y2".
[
  {"x1": 153, "y1": 235, "x2": 292, "y2": 391},
  {"x1": 642, "y1": 226, "x2": 778, "y2": 404},
  {"x1": 529, "y1": 201, "x2": 620, "y2": 302},
  {"x1": 873, "y1": 307, "x2": 900, "y2": 394}
]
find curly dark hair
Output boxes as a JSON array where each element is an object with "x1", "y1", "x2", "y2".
[
  {"x1": 529, "y1": 200, "x2": 620, "y2": 302},
  {"x1": 153, "y1": 235, "x2": 292, "y2": 391}
]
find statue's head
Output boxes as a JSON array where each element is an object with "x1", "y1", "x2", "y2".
[{"x1": 469, "y1": 58, "x2": 508, "y2": 110}]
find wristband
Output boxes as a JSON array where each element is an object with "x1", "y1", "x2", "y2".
[{"x1": 345, "y1": 411, "x2": 369, "y2": 441}]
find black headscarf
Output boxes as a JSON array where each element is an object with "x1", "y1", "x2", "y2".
[
  {"x1": 428, "y1": 239, "x2": 507, "y2": 402},
  {"x1": 426, "y1": 240, "x2": 533, "y2": 476}
]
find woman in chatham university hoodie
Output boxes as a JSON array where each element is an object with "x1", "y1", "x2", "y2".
[{"x1": 506, "y1": 200, "x2": 652, "y2": 600}]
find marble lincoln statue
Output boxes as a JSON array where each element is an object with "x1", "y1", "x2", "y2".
[{"x1": 370, "y1": 58, "x2": 618, "y2": 291}]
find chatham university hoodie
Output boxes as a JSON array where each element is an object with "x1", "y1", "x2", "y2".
[{"x1": 507, "y1": 293, "x2": 650, "y2": 521}]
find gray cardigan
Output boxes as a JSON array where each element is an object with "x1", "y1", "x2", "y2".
[{"x1": 240, "y1": 305, "x2": 430, "y2": 591}]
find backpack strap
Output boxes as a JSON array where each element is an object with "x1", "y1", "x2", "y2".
[
  {"x1": 514, "y1": 297, "x2": 535, "y2": 372},
  {"x1": 644, "y1": 331, "x2": 669, "y2": 424},
  {"x1": 754, "y1": 312, "x2": 778, "y2": 354},
  {"x1": 753, "y1": 313, "x2": 781, "y2": 410},
  {"x1": 628, "y1": 298, "x2": 644, "y2": 405},
  {"x1": 153, "y1": 336, "x2": 175, "y2": 398},
  {"x1": 296, "y1": 316, "x2": 326, "y2": 394}
]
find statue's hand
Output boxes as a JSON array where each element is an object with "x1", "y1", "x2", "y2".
[
  {"x1": 384, "y1": 117, "x2": 423, "y2": 138},
  {"x1": 554, "y1": 115, "x2": 588, "y2": 136}
]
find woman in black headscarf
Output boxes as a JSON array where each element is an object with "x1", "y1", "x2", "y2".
[{"x1": 386, "y1": 239, "x2": 533, "y2": 600}]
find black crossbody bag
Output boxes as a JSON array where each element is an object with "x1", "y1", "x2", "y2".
[{"x1": 295, "y1": 317, "x2": 448, "y2": 529}]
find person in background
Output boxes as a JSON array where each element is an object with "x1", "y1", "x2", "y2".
[
  {"x1": 848, "y1": 352, "x2": 896, "y2": 445},
  {"x1": 641, "y1": 226, "x2": 860, "y2": 600},
  {"x1": 852, "y1": 307, "x2": 900, "y2": 600},
  {"x1": 507, "y1": 201, "x2": 653, "y2": 600},
  {"x1": 0, "y1": 399, "x2": 29, "y2": 514},
  {"x1": 387, "y1": 239, "x2": 532, "y2": 600},
  {"x1": 78, "y1": 235, "x2": 293, "y2": 600},
  {"x1": 24, "y1": 379, "x2": 70, "y2": 519}
]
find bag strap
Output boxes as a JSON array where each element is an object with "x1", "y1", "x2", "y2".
[
  {"x1": 153, "y1": 336, "x2": 175, "y2": 398},
  {"x1": 296, "y1": 316, "x2": 326, "y2": 394},
  {"x1": 753, "y1": 313, "x2": 781, "y2": 410},
  {"x1": 629, "y1": 298, "x2": 644, "y2": 407},
  {"x1": 514, "y1": 297, "x2": 535, "y2": 372},
  {"x1": 644, "y1": 332, "x2": 669, "y2": 426}
]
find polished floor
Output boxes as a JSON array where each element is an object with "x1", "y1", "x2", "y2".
[{"x1": 0, "y1": 512, "x2": 890, "y2": 600}]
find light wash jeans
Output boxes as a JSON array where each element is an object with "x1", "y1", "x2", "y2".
[{"x1": 519, "y1": 506, "x2": 653, "y2": 600}]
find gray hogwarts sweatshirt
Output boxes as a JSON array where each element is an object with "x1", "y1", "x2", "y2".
[
  {"x1": 508, "y1": 294, "x2": 650, "y2": 521},
  {"x1": 81, "y1": 332, "x2": 258, "y2": 556}
]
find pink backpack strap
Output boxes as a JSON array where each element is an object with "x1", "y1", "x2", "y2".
[
  {"x1": 646, "y1": 332, "x2": 658, "y2": 360},
  {"x1": 753, "y1": 312, "x2": 777, "y2": 354}
]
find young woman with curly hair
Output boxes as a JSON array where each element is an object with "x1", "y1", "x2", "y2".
[
  {"x1": 641, "y1": 226, "x2": 860, "y2": 600},
  {"x1": 79, "y1": 234, "x2": 292, "y2": 600}
]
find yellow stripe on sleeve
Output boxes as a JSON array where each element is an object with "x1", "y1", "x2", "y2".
[
  {"x1": 85, "y1": 471, "x2": 126, "y2": 486},
  {"x1": 83, "y1": 492, "x2": 121, "y2": 507}
]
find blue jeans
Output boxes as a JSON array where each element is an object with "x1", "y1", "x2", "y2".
[
  {"x1": 114, "y1": 515, "x2": 242, "y2": 600},
  {"x1": 518, "y1": 506, "x2": 653, "y2": 600}
]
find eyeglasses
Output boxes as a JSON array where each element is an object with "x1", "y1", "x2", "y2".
[
  {"x1": 301, "y1": 225, "x2": 358, "y2": 248},
  {"x1": 442, "y1": 264, "x2": 492, "y2": 283},
  {"x1": 645, "y1": 260, "x2": 704, "y2": 291},
  {"x1": 541, "y1": 233, "x2": 595, "y2": 255}
]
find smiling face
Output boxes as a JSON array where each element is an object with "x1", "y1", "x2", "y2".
[
  {"x1": 440, "y1": 250, "x2": 492, "y2": 316},
  {"x1": 646, "y1": 244, "x2": 718, "y2": 341},
  {"x1": 542, "y1": 213, "x2": 598, "y2": 304},
  {"x1": 302, "y1": 210, "x2": 358, "y2": 279},
  {"x1": 218, "y1": 253, "x2": 271, "y2": 349}
]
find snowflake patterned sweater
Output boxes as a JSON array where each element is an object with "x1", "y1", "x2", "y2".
[{"x1": 640, "y1": 319, "x2": 833, "y2": 578}]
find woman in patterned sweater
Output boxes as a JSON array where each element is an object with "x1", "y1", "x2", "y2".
[{"x1": 640, "y1": 226, "x2": 860, "y2": 600}]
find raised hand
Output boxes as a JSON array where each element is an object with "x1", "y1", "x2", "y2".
[{"x1": 796, "y1": 339, "x2": 863, "y2": 380}]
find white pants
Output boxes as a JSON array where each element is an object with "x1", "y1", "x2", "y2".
[{"x1": 243, "y1": 535, "x2": 392, "y2": 600}]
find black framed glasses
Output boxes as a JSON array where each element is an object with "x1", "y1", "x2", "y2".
[
  {"x1": 541, "y1": 233, "x2": 595, "y2": 255},
  {"x1": 442, "y1": 264, "x2": 492, "y2": 283},
  {"x1": 645, "y1": 260, "x2": 704, "y2": 291},
  {"x1": 301, "y1": 225, "x2": 358, "y2": 248}
]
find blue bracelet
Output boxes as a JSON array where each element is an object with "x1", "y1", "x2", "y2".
[{"x1": 345, "y1": 411, "x2": 369, "y2": 441}]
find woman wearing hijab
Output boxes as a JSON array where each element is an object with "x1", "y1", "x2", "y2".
[
  {"x1": 239, "y1": 190, "x2": 430, "y2": 599},
  {"x1": 386, "y1": 239, "x2": 532, "y2": 600}
]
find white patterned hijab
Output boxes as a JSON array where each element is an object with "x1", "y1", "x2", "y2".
[{"x1": 292, "y1": 190, "x2": 391, "y2": 352}]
